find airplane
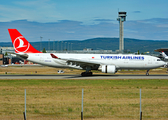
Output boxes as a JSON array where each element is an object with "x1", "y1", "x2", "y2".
[
  {"x1": 8, "y1": 29, "x2": 166, "y2": 76},
  {"x1": 155, "y1": 48, "x2": 168, "y2": 61},
  {"x1": 161, "y1": 51, "x2": 168, "y2": 60}
]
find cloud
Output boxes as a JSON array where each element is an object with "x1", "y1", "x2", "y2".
[
  {"x1": 0, "y1": 19, "x2": 119, "y2": 42},
  {"x1": 94, "y1": 19, "x2": 114, "y2": 22},
  {"x1": 124, "y1": 18, "x2": 168, "y2": 40},
  {"x1": 133, "y1": 11, "x2": 141, "y2": 13},
  {"x1": 1, "y1": 18, "x2": 168, "y2": 43},
  {"x1": 157, "y1": 24, "x2": 168, "y2": 28},
  {"x1": 0, "y1": 0, "x2": 61, "y2": 23}
]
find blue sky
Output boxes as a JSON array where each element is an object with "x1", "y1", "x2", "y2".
[{"x1": 0, "y1": 0, "x2": 168, "y2": 42}]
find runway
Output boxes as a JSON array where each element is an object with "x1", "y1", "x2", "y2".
[{"x1": 0, "y1": 74, "x2": 168, "y2": 79}]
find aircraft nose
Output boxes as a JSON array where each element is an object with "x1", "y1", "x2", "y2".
[
  {"x1": 164, "y1": 62, "x2": 168, "y2": 67},
  {"x1": 162, "y1": 61, "x2": 167, "y2": 67}
]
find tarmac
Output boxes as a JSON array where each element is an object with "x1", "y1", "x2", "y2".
[{"x1": 0, "y1": 74, "x2": 168, "y2": 79}]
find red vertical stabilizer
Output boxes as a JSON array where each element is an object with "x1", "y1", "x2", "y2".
[{"x1": 8, "y1": 29, "x2": 42, "y2": 53}]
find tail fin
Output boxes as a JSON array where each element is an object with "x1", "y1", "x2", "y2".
[
  {"x1": 8, "y1": 29, "x2": 42, "y2": 53},
  {"x1": 161, "y1": 51, "x2": 168, "y2": 59},
  {"x1": 161, "y1": 51, "x2": 167, "y2": 57}
]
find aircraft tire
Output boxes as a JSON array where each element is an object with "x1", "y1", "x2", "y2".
[
  {"x1": 81, "y1": 72, "x2": 93, "y2": 76},
  {"x1": 146, "y1": 73, "x2": 149, "y2": 76}
]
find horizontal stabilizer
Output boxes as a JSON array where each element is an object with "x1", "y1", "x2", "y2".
[{"x1": 50, "y1": 53, "x2": 59, "y2": 59}]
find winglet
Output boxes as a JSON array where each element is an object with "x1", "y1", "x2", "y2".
[
  {"x1": 8, "y1": 29, "x2": 42, "y2": 53},
  {"x1": 50, "y1": 53, "x2": 59, "y2": 59}
]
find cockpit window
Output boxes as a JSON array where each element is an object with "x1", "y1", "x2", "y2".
[{"x1": 157, "y1": 59, "x2": 161, "y2": 61}]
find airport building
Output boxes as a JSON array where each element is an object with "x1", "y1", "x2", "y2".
[
  {"x1": 0, "y1": 47, "x2": 15, "y2": 54},
  {"x1": 0, "y1": 54, "x2": 23, "y2": 65},
  {"x1": 0, "y1": 47, "x2": 24, "y2": 65},
  {"x1": 0, "y1": 54, "x2": 4, "y2": 65}
]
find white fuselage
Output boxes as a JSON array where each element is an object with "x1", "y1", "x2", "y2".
[{"x1": 26, "y1": 53, "x2": 165, "y2": 71}]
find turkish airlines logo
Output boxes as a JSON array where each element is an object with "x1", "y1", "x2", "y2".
[{"x1": 14, "y1": 36, "x2": 30, "y2": 53}]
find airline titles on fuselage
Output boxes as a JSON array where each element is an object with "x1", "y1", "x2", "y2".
[{"x1": 100, "y1": 55, "x2": 144, "y2": 60}]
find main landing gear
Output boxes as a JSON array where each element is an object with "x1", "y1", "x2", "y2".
[
  {"x1": 146, "y1": 69, "x2": 150, "y2": 76},
  {"x1": 81, "y1": 66, "x2": 93, "y2": 76},
  {"x1": 81, "y1": 72, "x2": 93, "y2": 76}
]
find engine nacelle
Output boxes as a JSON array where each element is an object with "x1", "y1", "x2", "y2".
[{"x1": 101, "y1": 65, "x2": 116, "y2": 73}]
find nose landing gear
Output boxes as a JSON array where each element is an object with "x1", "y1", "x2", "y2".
[{"x1": 146, "y1": 70, "x2": 150, "y2": 76}]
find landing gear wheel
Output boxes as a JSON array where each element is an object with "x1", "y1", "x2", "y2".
[
  {"x1": 146, "y1": 70, "x2": 149, "y2": 76},
  {"x1": 81, "y1": 72, "x2": 85, "y2": 76},
  {"x1": 81, "y1": 72, "x2": 93, "y2": 76},
  {"x1": 146, "y1": 72, "x2": 149, "y2": 76},
  {"x1": 88, "y1": 72, "x2": 92, "y2": 76}
]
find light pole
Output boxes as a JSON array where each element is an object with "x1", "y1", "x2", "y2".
[
  {"x1": 68, "y1": 43, "x2": 69, "y2": 51},
  {"x1": 53, "y1": 40, "x2": 55, "y2": 51},
  {"x1": 71, "y1": 43, "x2": 73, "y2": 51},
  {"x1": 57, "y1": 41, "x2": 59, "y2": 51},
  {"x1": 61, "y1": 41, "x2": 63, "y2": 51},
  {"x1": 48, "y1": 39, "x2": 50, "y2": 51},
  {"x1": 40, "y1": 36, "x2": 43, "y2": 51},
  {"x1": 65, "y1": 42, "x2": 67, "y2": 51}
]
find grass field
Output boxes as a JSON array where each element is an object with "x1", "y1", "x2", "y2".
[{"x1": 0, "y1": 79, "x2": 168, "y2": 120}]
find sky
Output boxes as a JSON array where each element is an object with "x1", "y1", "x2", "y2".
[{"x1": 1, "y1": 0, "x2": 168, "y2": 42}]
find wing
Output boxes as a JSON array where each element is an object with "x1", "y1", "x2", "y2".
[
  {"x1": 8, "y1": 52, "x2": 28, "y2": 59},
  {"x1": 50, "y1": 53, "x2": 101, "y2": 69}
]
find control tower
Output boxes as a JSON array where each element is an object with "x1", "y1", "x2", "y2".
[{"x1": 117, "y1": 11, "x2": 127, "y2": 53}]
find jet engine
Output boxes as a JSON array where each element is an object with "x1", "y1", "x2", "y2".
[{"x1": 101, "y1": 65, "x2": 116, "y2": 73}]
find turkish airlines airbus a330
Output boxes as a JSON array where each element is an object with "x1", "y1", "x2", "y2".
[{"x1": 8, "y1": 29, "x2": 165, "y2": 76}]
